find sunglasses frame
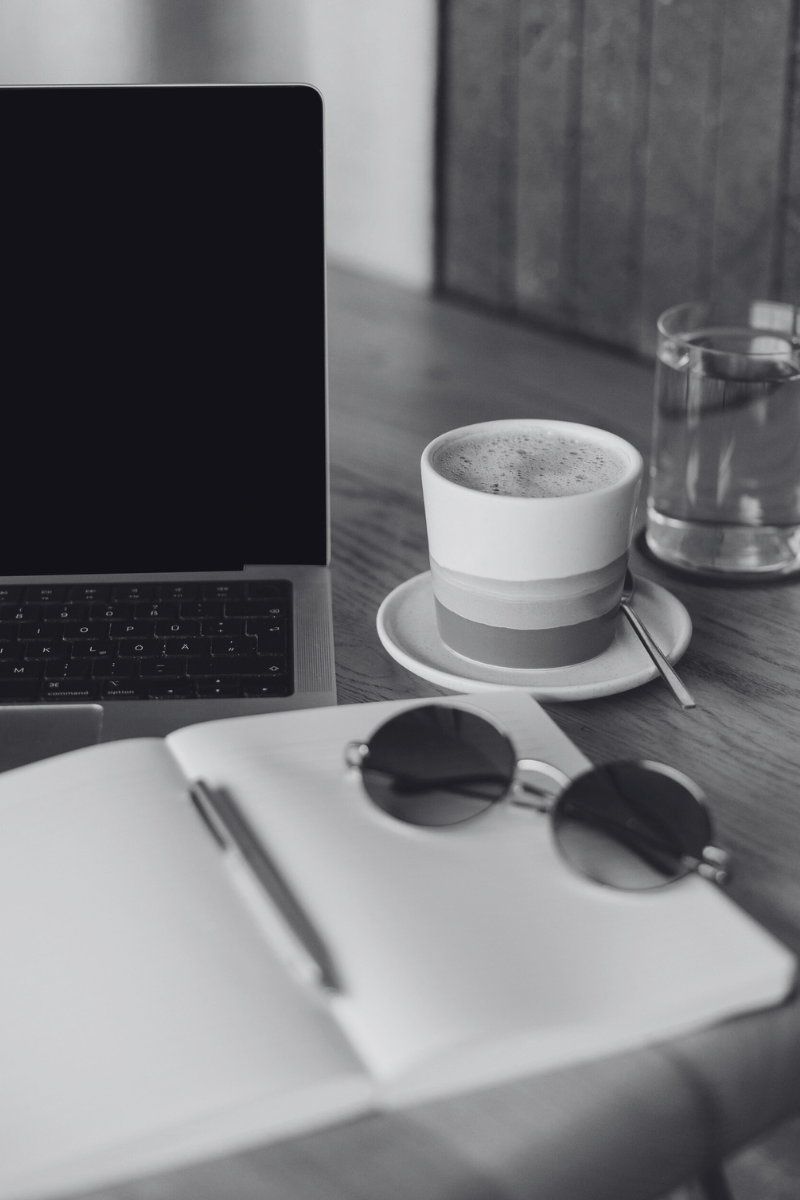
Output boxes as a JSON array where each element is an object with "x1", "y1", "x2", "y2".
[{"x1": 345, "y1": 706, "x2": 730, "y2": 890}]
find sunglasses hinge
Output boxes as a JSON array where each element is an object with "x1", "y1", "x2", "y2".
[
  {"x1": 698, "y1": 844, "x2": 730, "y2": 885},
  {"x1": 345, "y1": 741, "x2": 368, "y2": 770}
]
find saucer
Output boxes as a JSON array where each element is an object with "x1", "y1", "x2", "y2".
[{"x1": 376, "y1": 572, "x2": 692, "y2": 701}]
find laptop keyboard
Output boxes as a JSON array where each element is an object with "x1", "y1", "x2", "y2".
[{"x1": 0, "y1": 581, "x2": 293, "y2": 702}]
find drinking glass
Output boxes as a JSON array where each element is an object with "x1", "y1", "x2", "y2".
[{"x1": 645, "y1": 300, "x2": 800, "y2": 577}]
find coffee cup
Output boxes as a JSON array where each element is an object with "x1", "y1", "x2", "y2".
[{"x1": 420, "y1": 419, "x2": 643, "y2": 668}]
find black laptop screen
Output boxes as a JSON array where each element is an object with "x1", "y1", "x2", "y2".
[{"x1": 1, "y1": 85, "x2": 327, "y2": 573}]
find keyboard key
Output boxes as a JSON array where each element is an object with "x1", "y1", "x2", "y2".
[
  {"x1": 45, "y1": 660, "x2": 89, "y2": 679},
  {"x1": 196, "y1": 681, "x2": 241, "y2": 698},
  {"x1": 64, "y1": 621, "x2": 109, "y2": 639},
  {"x1": 0, "y1": 644, "x2": 23, "y2": 661},
  {"x1": 24, "y1": 585, "x2": 68, "y2": 602},
  {"x1": 25, "y1": 623, "x2": 64, "y2": 640},
  {"x1": 210, "y1": 638, "x2": 255, "y2": 656},
  {"x1": 111, "y1": 584, "x2": 156, "y2": 602},
  {"x1": 42, "y1": 680, "x2": 99, "y2": 701},
  {"x1": 1, "y1": 605, "x2": 42, "y2": 622},
  {"x1": 226, "y1": 601, "x2": 288, "y2": 618},
  {"x1": 180, "y1": 601, "x2": 224, "y2": 619},
  {"x1": 90, "y1": 659, "x2": 137, "y2": 678},
  {"x1": 9, "y1": 622, "x2": 39, "y2": 640},
  {"x1": 138, "y1": 658, "x2": 186, "y2": 678},
  {"x1": 143, "y1": 680, "x2": 196, "y2": 699},
  {"x1": 246, "y1": 580, "x2": 290, "y2": 599},
  {"x1": 24, "y1": 642, "x2": 70, "y2": 660},
  {"x1": 158, "y1": 583, "x2": 201, "y2": 601},
  {"x1": 102, "y1": 680, "x2": 146, "y2": 699},
  {"x1": 202, "y1": 582, "x2": 245, "y2": 601},
  {"x1": 135, "y1": 602, "x2": 180, "y2": 620},
  {"x1": 65, "y1": 659, "x2": 91, "y2": 677},
  {"x1": 163, "y1": 639, "x2": 203, "y2": 657},
  {"x1": 88, "y1": 659, "x2": 118, "y2": 678},
  {"x1": 247, "y1": 620, "x2": 286, "y2": 653},
  {"x1": 71, "y1": 641, "x2": 118, "y2": 659},
  {"x1": 42, "y1": 603, "x2": 89, "y2": 622},
  {"x1": 0, "y1": 663, "x2": 43, "y2": 680},
  {"x1": 109, "y1": 620, "x2": 153, "y2": 638},
  {"x1": 90, "y1": 603, "x2": 135, "y2": 621},
  {"x1": 186, "y1": 657, "x2": 266, "y2": 677},
  {"x1": 241, "y1": 678, "x2": 292, "y2": 698},
  {"x1": 154, "y1": 620, "x2": 200, "y2": 638},
  {"x1": 0, "y1": 586, "x2": 23, "y2": 604},
  {"x1": 68, "y1": 585, "x2": 111, "y2": 602},
  {"x1": 117, "y1": 639, "x2": 163, "y2": 657},
  {"x1": 88, "y1": 642, "x2": 117, "y2": 659},
  {"x1": 202, "y1": 619, "x2": 244, "y2": 638},
  {"x1": 0, "y1": 680, "x2": 38, "y2": 700},
  {"x1": 0, "y1": 623, "x2": 22, "y2": 641}
]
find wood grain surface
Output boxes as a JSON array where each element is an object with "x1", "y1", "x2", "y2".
[
  {"x1": 74, "y1": 267, "x2": 800, "y2": 1200},
  {"x1": 327, "y1": 265, "x2": 800, "y2": 956},
  {"x1": 328, "y1": 266, "x2": 800, "y2": 1200}
]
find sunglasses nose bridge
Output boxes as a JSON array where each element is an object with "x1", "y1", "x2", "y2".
[{"x1": 512, "y1": 758, "x2": 572, "y2": 812}]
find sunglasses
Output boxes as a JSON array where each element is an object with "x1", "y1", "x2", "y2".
[{"x1": 345, "y1": 705, "x2": 729, "y2": 891}]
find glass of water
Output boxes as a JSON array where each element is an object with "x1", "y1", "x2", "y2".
[{"x1": 646, "y1": 300, "x2": 800, "y2": 577}]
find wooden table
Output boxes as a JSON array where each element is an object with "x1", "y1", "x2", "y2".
[{"x1": 84, "y1": 267, "x2": 800, "y2": 1200}]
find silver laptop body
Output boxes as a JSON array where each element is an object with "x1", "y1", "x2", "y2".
[{"x1": 0, "y1": 84, "x2": 336, "y2": 742}]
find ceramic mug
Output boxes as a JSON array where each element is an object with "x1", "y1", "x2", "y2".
[{"x1": 420, "y1": 419, "x2": 643, "y2": 668}]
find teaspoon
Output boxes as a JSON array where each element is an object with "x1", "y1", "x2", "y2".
[{"x1": 620, "y1": 570, "x2": 696, "y2": 710}]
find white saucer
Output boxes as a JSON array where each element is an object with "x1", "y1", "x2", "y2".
[{"x1": 376, "y1": 572, "x2": 692, "y2": 701}]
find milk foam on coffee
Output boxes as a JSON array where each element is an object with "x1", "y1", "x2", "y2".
[{"x1": 433, "y1": 426, "x2": 629, "y2": 498}]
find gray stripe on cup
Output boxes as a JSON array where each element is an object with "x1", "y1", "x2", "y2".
[
  {"x1": 435, "y1": 599, "x2": 618, "y2": 668},
  {"x1": 430, "y1": 554, "x2": 627, "y2": 629}
]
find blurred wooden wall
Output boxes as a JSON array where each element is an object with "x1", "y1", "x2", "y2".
[{"x1": 436, "y1": 0, "x2": 800, "y2": 356}]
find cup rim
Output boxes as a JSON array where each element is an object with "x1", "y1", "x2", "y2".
[
  {"x1": 657, "y1": 300, "x2": 800, "y2": 358},
  {"x1": 422, "y1": 419, "x2": 643, "y2": 503}
]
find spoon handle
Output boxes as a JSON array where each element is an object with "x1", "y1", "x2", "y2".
[{"x1": 620, "y1": 601, "x2": 696, "y2": 710}]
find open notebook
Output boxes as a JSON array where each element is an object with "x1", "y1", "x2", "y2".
[{"x1": 0, "y1": 692, "x2": 794, "y2": 1200}]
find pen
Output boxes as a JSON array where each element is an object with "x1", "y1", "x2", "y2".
[{"x1": 189, "y1": 779, "x2": 342, "y2": 994}]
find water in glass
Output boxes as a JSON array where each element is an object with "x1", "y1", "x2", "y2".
[{"x1": 646, "y1": 305, "x2": 800, "y2": 576}]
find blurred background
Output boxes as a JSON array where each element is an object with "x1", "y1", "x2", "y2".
[
  {"x1": 0, "y1": 0, "x2": 437, "y2": 290},
  {"x1": 1, "y1": 0, "x2": 798, "y2": 358}
]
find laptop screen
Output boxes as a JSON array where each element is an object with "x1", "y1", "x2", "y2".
[{"x1": 1, "y1": 84, "x2": 327, "y2": 573}]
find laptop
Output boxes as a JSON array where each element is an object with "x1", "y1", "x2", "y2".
[{"x1": 0, "y1": 83, "x2": 336, "y2": 744}]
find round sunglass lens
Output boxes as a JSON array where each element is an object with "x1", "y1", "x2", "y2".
[
  {"x1": 359, "y1": 706, "x2": 516, "y2": 827},
  {"x1": 551, "y1": 761, "x2": 712, "y2": 890}
]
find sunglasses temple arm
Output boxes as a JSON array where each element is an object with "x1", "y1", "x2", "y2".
[
  {"x1": 552, "y1": 805, "x2": 729, "y2": 882},
  {"x1": 573, "y1": 810, "x2": 696, "y2": 876},
  {"x1": 512, "y1": 782, "x2": 681, "y2": 874},
  {"x1": 388, "y1": 772, "x2": 512, "y2": 796},
  {"x1": 602, "y1": 765, "x2": 691, "y2": 858}
]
